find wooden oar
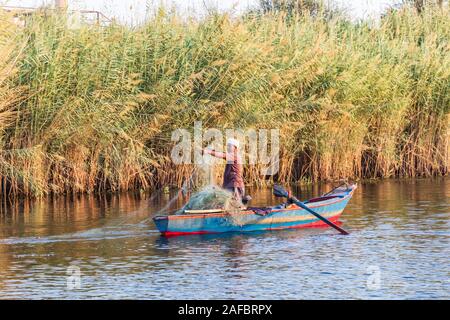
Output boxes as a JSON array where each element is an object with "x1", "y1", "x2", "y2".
[{"x1": 273, "y1": 185, "x2": 349, "y2": 235}]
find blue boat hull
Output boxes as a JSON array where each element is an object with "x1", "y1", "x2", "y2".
[{"x1": 153, "y1": 184, "x2": 356, "y2": 236}]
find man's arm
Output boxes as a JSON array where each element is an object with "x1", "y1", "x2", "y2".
[
  {"x1": 204, "y1": 149, "x2": 227, "y2": 159},
  {"x1": 204, "y1": 149, "x2": 241, "y2": 163}
]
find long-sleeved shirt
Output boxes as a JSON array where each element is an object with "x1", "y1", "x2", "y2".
[{"x1": 204, "y1": 149, "x2": 244, "y2": 189}]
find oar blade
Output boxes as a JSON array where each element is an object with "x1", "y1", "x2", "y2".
[{"x1": 273, "y1": 184, "x2": 288, "y2": 198}]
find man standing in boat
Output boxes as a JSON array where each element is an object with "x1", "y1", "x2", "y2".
[{"x1": 203, "y1": 138, "x2": 246, "y2": 202}]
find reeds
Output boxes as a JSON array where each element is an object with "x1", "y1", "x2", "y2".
[{"x1": 0, "y1": 5, "x2": 448, "y2": 198}]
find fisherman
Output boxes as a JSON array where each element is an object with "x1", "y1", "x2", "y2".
[{"x1": 203, "y1": 138, "x2": 247, "y2": 203}]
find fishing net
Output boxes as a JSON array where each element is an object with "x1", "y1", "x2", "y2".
[
  {"x1": 180, "y1": 185, "x2": 234, "y2": 211},
  {"x1": 178, "y1": 185, "x2": 243, "y2": 214}
]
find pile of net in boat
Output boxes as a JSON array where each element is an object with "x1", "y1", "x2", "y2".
[
  {"x1": 177, "y1": 185, "x2": 243, "y2": 215},
  {"x1": 179, "y1": 185, "x2": 239, "y2": 211}
]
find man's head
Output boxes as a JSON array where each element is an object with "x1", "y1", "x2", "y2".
[{"x1": 226, "y1": 138, "x2": 239, "y2": 153}]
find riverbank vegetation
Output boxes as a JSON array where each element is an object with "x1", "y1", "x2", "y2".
[{"x1": 0, "y1": 4, "x2": 448, "y2": 198}]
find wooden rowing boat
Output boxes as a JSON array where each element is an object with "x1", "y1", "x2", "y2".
[{"x1": 153, "y1": 184, "x2": 357, "y2": 236}]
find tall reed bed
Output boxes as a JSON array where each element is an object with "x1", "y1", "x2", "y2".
[{"x1": 0, "y1": 5, "x2": 448, "y2": 198}]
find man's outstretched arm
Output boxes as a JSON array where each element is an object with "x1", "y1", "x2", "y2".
[{"x1": 203, "y1": 149, "x2": 227, "y2": 159}]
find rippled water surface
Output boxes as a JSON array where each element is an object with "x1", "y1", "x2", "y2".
[{"x1": 0, "y1": 179, "x2": 448, "y2": 299}]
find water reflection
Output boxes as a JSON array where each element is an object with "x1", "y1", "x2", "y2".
[{"x1": 0, "y1": 178, "x2": 448, "y2": 299}]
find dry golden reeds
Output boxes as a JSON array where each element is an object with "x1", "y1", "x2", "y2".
[{"x1": 0, "y1": 5, "x2": 448, "y2": 198}]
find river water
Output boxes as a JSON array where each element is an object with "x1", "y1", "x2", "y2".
[{"x1": 0, "y1": 179, "x2": 448, "y2": 299}]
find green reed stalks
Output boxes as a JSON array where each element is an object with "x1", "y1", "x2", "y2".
[{"x1": 0, "y1": 5, "x2": 448, "y2": 198}]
